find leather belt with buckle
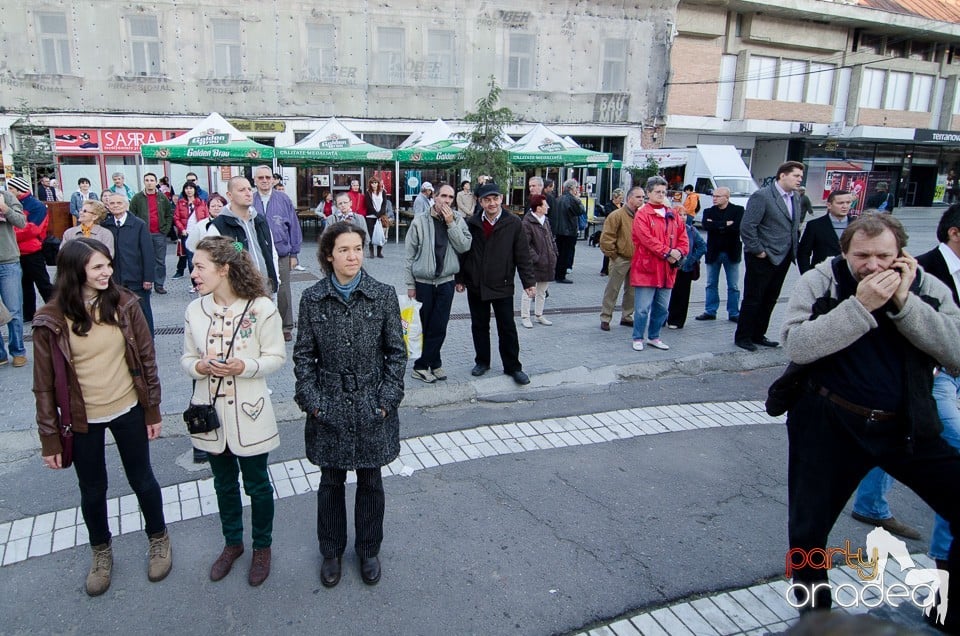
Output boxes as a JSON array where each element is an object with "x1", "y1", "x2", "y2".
[{"x1": 815, "y1": 386, "x2": 898, "y2": 422}]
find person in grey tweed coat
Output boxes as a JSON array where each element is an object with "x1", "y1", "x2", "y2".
[{"x1": 293, "y1": 221, "x2": 405, "y2": 589}]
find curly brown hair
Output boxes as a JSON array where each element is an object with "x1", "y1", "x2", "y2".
[{"x1": 194, "y1": 236, "x2": 268, "y2": 299}]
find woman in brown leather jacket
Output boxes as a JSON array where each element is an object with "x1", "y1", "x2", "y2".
[{"x1": 32, "y1": 238, "x2": 171, "y2": 597}]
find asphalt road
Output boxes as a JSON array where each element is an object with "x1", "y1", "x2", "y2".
[{"x1": 0, "y1": 370, "x2": 941, "y2": 635}]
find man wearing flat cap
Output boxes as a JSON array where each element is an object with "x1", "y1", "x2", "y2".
[{"x1": 457, "y1": 182, "x2": 536, "y2": 385}]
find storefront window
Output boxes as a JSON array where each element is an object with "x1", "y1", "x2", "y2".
[{"x1": 57, "y1": 155, "x2": 100, "y2": 193}]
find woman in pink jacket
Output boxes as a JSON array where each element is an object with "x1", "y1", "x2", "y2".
[{"x1": 629, "y1": 176, "x2": 689, "y2": 351}]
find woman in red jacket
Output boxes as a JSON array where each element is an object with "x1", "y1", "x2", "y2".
[
  {"x1": 173, "y1": 181, "x2": 209, "y2": 284},
  {"x1": 346, "y1": 179, "x2": 366, "y2": 219},
  {"x1": 629, "y1": 176, "x2": 689, "y2": 352}
]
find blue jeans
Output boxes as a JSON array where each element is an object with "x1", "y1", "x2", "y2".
[
  {"x1": 632, "y1": 286, "x2": 672, "y2": 341},
  {"x1": 852, "y1": 466, "x2": 894, "y2": 520},
  {"x1": 0, "y1": 261, "x2": 25, "y2": 359},
  {"x1": 931, "y1": 371, "x2": 960, "y2": 560},
  {"x1": 704, "y1": 254, "x2": 741, "y2": 317}
]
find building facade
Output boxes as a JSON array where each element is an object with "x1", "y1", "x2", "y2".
[
  {"x1": 663, "y1": 0, "x2": 960, "y2": 208},
  {"x1": 0, "y1": 0, "x2": 676, "y2": 206}
]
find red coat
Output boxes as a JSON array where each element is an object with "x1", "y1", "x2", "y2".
[
  {"x1": 347, "y1": 189, "x2": 366, "y2": 216},
  {"x1": 629, "y1": 204, "x2": 689, "y2": 289},
  {"x1": 174, "y1": 197, "x2": 209, "y2": 234},
  {"x1": 15, "y1": 215, "x2": 49, "y2": 256}
]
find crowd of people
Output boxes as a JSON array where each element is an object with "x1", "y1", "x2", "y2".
[{"x1": 7, "y1": 161, "x2": 960, "y2": 631}]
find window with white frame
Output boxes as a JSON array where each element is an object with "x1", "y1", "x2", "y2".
[
  {"x1": 884, "y1": 71, "x2": 910, "y2": 110},
  {"x1": 374, "y1": 27, "x2": 405, "y2": 84},
  {"x1": 507, "y1": 33, "x2": 535, "y2": 89},
  {"x1": 35, "y1": 12, "x2": 71, "y2": 74},
  {"x1": 806, "y1": 63, "x2": 835, "y2": 105},
  {"x1": 426, "y1": 29, "x2": 455, "y2": 86},
  {"x1": 305, "y1": 24, "x2": 336, "y2": 82},
  {"x1": 128, "y1": 15, "x2": 161, "y2": 76},
  {"x1": 745, "y1": 56, "x2": 776, "y2": 100},
  {"x1": 859, "y1": 68, "x2": 885, "y2": 108},
  {"x1": 954, "y1": 79, "x2": 960, "y2": 115},
  {"x1": 211, "y1": 19, "x2": 242, "y2": 79},
  {"x1": 908, "y1": 74, "x2": 934, "y2": 112},
  {"x1": 775, "y1": 59, "x2": 805, "y2": 102},
  {"x1": 601, "y1": 39, "x2": 627, "y2": 92}
]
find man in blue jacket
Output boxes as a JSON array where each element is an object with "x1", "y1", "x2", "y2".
[{"x1": 252, "y1": 165, "x2": 301, "y2": 342}]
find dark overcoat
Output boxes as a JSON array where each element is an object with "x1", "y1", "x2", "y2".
[
  {"x1": 294, "y1": 271, "x2": 405, "y2": 469},
  {"x1": 521, "y1": 212, "x2": 558, "y2": 283}
]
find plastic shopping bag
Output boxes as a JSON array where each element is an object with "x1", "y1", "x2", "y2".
[
  {"x1": 371, "y1": 219, "x2": 386, "y2": 246},
  {"x1": 398, "y1": 295, "x2": 423, "y2": 359}
]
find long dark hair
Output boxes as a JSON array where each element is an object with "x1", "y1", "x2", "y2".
[{"x1": 54, "y1": 238, "x2": 121, "y2": 336}]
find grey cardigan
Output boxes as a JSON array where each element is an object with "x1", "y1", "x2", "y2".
[
  {"x1": 404, "y1": 211, "x2": 472, "y2": 288},
  {"x1": 781, "y1": 259, "x2": 960, "y2": 372}
]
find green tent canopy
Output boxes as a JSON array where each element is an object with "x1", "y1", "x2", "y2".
[
  {"x1": 394, "y1": 119, "x2": 466, "y2": 166},
  {"x1": 141, "y1": 112, "x2": 275, "y2": 164},
  {"x1": 276, "y1": 117, "x2": 393, "y2": 166},
  {"x1": 508, "y1": 124, "x2": 611, "y2": 167}
]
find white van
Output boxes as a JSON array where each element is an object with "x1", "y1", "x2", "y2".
[{"x1": 631, "y1": 145, "x2": 758, "y2": 220}]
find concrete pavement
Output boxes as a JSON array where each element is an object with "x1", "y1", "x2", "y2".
[{"x1": 0, "y1": 205, "x2": 948, "y2": 634}]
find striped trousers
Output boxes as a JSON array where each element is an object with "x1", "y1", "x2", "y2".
[{"x1": 316, "y1": 467, "x2": 384, "y2": 559}]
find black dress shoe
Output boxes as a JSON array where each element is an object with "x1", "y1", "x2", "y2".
[
  {"x1": 506, "y1": 370, "x2": 530, "y2": 385},
  {"x1": 735, "y1": 339, "x2": 758, "y2": 352},
  {"x1": 155, "y1": 286, "x2": 167, "y2": 294},
  {"x1": 360, "y1": 556, "x2": 381, "y2": 585},
  {"x1": 728, "y1": 315, "x2": 739, "y2": 323},
  {"x1": 320, "y1": 557, "x2": 342, "y2": 588},
  {"x1": 694, "y1": 313, "x2": 716, "y2": 321},
  {"x1": 555, "y1": 278, "x2": 573, "y2": 284},
  {"x1": 753, "y1": 337, "x2": 780, "y2": 348},
  {"x1": 619, "y1": 319, "x2": 634, "y2": 327},
  {"x1": 470, "y1": 364, "x2": 490, "y2": 377}
]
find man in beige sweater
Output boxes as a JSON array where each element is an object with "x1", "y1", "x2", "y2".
[{"x1": 598, "y1": 185, "x2": 643, "y2": 331}]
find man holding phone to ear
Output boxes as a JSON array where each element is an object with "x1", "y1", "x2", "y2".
[{"x1": 779, "y1": 213, "x2": 960, "y2": 627}]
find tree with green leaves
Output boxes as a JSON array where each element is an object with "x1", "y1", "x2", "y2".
[
  {"x1": 461, "y1": 76, "x2": 514, "y2": 187},
  {"x1": 10, "y1": 102, "x2": 53, "y2": 186},
  {"x1": 625, "y1": 156, "x2": 660, "y2": 190}
]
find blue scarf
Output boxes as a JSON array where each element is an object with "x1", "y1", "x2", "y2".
[{"x1": 331, "y1": 271, "x2": 362, "y2": 302}]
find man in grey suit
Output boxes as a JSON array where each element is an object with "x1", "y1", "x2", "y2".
[{"x1": 735, "y1": 161, "x2": 806, "y2": 351}]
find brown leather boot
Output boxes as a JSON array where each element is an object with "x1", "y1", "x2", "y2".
[
  {"x1": 210, "y1": 544, "x2": 244, "y2": 582},
  {"x1": 248, "y1": 547, "x2": 271, "y2": 587},
  {"x1": 85, "y1": 541, "x2": 113, "y2": 596}
]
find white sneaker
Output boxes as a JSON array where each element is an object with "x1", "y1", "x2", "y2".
[
  {"x1": 293, "y1": 265, "x2": 307, "y2": 271},
  {"x1": 632, "y1": 340, "x2": 644, "y2": 351},
  {"x1": 521, "y1": 317, "x2": 533, "y2": 329},
  {"x1": 411, "y1": 368, "x2": 436, "y2": 384},
  {"x1": 646, "y1": 339, "x2": 670, "y2": 350},
  {"x1": 535, "y1": 315, "x2": 553, "y2": 326}
]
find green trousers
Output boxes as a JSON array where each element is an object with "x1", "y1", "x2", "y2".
[{"x1": 207, "y1": 451, "x2": 274, "y2": 549}]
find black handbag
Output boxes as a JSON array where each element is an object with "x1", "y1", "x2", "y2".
[{"x1": 183, "y1": 300, "x2": 252, "y2": 435}]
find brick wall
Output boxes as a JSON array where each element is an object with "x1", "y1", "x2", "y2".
[
  {"x1": 857, "y1": 109, "x2": 931, "y2": 128},
  {"x1": 743, "y1": 100, "x2": 833, "y2": 123},
  {"x1": 667, "y1": 36, "x2": 721, "y2": 117}
]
